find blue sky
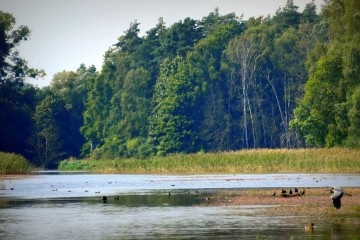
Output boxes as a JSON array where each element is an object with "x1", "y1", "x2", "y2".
[{"x1": 1, "y1": 0, "x2": 324, "y2": 87}]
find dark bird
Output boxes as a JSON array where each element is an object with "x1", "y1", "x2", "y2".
[
  {"x1": 330, "y1": 187, "x2": 351, "y2": 209},
  {"x1": 305, "y1": 223, "x2": 315, "y2": 232},
  {"x1": 280, "y1": 189, "x2": 288, "y2": 197},
  {"x1": 102, "y1": 196, "x2": 107, "y2": 203},
  {"x1": 300, "y1": 189, "x2": 305, "y2": 196},
  {"x1": 289, "y1": 189, "x2": 293, "y2": 195},
  {"x1": 294, "y1": 188, "x2": 298, "y2": 193},
  {"x1": 272, "y1": 192, "x2": 276, "y2": 196}
]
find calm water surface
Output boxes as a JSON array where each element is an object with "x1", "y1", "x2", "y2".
[{"x1": 1, "y1": 173, "x2": 359, "y2": 239}]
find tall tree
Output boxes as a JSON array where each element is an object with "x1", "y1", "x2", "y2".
[
  {"x1": 149, "y1": 57, "x2": 201, "y2": 154},
  {"x1": 225, "y1": 34, "x2": 261, "y2": 149},
  {"x1": 189, "y1": 21, "x2": 243, "y2": 151},
  {"x1": 81, "y1": 60, "x2": 113, "y2": 155},
  {"x1": 158, "y1": 17, "x2": 202, "y2": 58},
  {"x1": 31, "y1": 91, "x2": 66, "y2": 167},
  {"x1": 272, "y1": 0, "x2": 301, "y2": 29},
  {"x1": 31, "y1": 66, "x2": 94, "y2": 167},
  {"x1": 0, "y1": 11, "x2": 44, "y2": 160},
  {"x1": 291, "y1": 0, "x2": 360, "y2": 147}
]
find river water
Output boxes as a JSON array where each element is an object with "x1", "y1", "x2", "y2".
[{"x1": 1, "y1": 173, "x2": 360, "y2": 239}]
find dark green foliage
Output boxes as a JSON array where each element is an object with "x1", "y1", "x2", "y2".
[
  {"x1": 2, "y1": 1, "x2": 359, "y2": 168},
  {"x1": 291, "y1": 0, "x2": 360, "y2": 147},
  {"x1": 158, "y1": 17, "x2": 202, "y2": 58},
  {"x1": 79, "y1": 1, "x2": 331, "y2": 159},
  {"x1": 0, "y1": 11, "x2": 44, "y2": 162},
  {"x1": 149, "y1": 57, "x2": 201, "y2": 154},
  {"x1": 30, "y1": 66, "x2": 94, "y2": 167},
  {"x1": 272, "y1": 0, "x2": 301, "y2": 28},
  {"x1": 301, "y1": 0, "x2": 320, "y2": 23}
]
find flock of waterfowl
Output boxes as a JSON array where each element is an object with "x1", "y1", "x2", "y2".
[
  {"x1": 277, "y1": 187, "x2": 306, "y2": 197},
  {"x1": 276, "y1": 186, "x2": 351, "y2": 210}
]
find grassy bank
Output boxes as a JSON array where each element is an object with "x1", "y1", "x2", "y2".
[
  {"x1": 0, "y1": 152, "x2": 33, "y2": 174},
  {"x1": 58, "y1": 148, "x2": 360, "y2": 174}
]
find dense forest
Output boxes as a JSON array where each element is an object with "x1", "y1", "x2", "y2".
[{"x1": 1, "y1": 0, "x2": 359, "y2": 168}]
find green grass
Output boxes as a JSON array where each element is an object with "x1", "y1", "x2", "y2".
[
  {"x1": 58, "y1": 148, "x2": 360, "y2": 174},
  {"x1": 0, "y1": 152, "x2": 33, "y2": 174}
]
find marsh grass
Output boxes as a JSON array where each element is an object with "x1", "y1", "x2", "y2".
[
  {"x1": 0, "y1": 152, "x2": 33, "y2": 174},
  {"x1": 58, "y1": 148, "x2": 360, "y2": 174}
]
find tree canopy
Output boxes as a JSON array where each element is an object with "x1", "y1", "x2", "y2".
[{"x1": 1, "y1": 0, "x2": 359, "y2": 168}]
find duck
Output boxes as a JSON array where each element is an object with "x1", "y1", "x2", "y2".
[{"x1": 305, "y1": 223, "x2": 314, "y2": 232}]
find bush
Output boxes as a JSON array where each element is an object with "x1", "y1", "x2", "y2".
[{"x1": 0, "y1": 152, "x2": 33, "y2": 174}]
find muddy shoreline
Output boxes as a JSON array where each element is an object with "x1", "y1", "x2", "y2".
[{"x1": 201, "y1": 187, "x2": 360, "y2": 223}]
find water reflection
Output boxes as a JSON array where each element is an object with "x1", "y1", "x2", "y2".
[
  {"x1": 1, "y1": 173, "x2": 359, "y2": 239},
  {"x1": 2, "y1": 173, "x2": 360, "y2": 199},
  {"x1": 1, "y1": 194, "x2": 359, "y2": 240}
]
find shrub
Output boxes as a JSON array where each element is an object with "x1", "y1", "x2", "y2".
[{"x1": 0, "y1": 152, "x2": 32, "y2": 174}]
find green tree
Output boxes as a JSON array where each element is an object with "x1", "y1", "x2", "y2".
[
  {"x1": 159, "y1": 17, "x2": 202, "y2": 58},
  {"x1": 189, "y1": 21, "x2": 243, "y2": 151},
  {"x1": 120, "y1": 68, "x2": 152, "y2": 139},
  {"x1": 31, "y1": 91, "x2": 66, "y2": 167},
  {"x1": 149, "y1": 57, "x2": 200, "y2": 154},
  {"x1": 0, "y1": 11, "x2": 44, "y2": 161},
  {"x1": 272, "y1": 0, "x2": 301, "y2": 29},
  {"x1": 291, "y1": 0, "x2": 360, "y2": 147},
  {"x1": 81, "y1": 60, "x2": 113, "y2": 155},
  {"x1": 346, "y1": 86, "x2": 360, "y2": 147},
  {"x1": 301, "y1": 0, "x2": 319, "y2": 23},
  {"x1": 31, "y1": 66, "x2": 93, "y2": 167}
]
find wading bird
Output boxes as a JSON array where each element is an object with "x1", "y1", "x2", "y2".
[{"x1": 330, "y1": 187, "x2": 351, "y2": 209}]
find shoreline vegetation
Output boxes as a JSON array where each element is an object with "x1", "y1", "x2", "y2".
[
  {"x1": 0, "y1": 152, "x2": 33, "y2": 175},
  {"x1": 58, "y1": 148, "x2": 360, "y2": 174}
]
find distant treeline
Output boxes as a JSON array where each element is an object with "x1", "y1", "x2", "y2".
[{"x1": 0, "y1": 0, "x2": 359, "y2": 168}]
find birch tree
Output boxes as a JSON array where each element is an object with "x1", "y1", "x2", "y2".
[{"x1": 226, "y1": 35, "x2": 260, "y2": 148}]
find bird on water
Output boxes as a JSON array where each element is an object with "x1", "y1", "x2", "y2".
[
  {"x1": 304, "y1": 223, "x2": 315, "y2": 232},
  {"x1": 330, "y1": 187, "x2": 351, "y2": 209}
]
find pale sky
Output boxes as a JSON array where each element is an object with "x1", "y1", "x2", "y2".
[{"x1": 1, "y1": 0, "x2": 324, "y2": 87}]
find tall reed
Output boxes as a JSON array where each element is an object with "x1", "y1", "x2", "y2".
[
  {"x1": 58, "y1": 148, "x2": 360, "y2": 174},
  {"x1": 0, "y1": 152, "x2": 33, "y2": 174}
]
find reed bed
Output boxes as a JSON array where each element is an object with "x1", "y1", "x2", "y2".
[
  {"x1": 58, "y1": 148, "x2": 360, "y2": 174},
  {"x1": 0, "y1": 152, "x2": 33, "y2": 174}
]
